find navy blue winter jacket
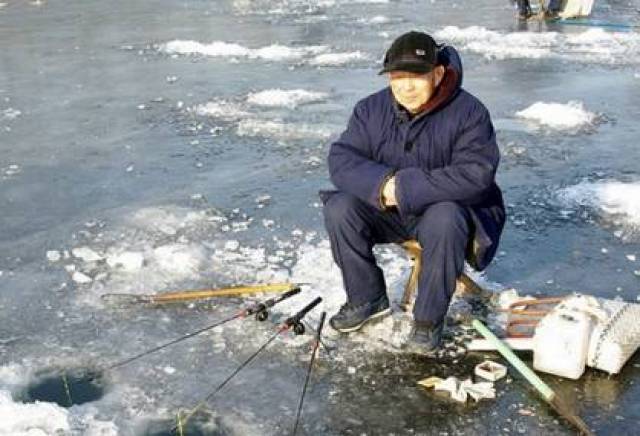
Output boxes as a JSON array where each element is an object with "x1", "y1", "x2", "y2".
[{"x1": 327, "y1": 46, "x2": 505, "y2": 271}]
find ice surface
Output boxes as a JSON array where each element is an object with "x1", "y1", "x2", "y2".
[
  {"x1": 3, "y1": 0, "x2": 640, "y2": 432},
  {"x1": 515, "y1": 101, "x2": 597, "y2": 130}
]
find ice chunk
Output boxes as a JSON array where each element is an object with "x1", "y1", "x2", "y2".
[
  {"x1": 72, "y1": 271, "x2": 93, "y2": 284},
  {"x1": 72, "y1": 247, "x2": 103, "y2": 262},
  {"x1": 46, "y1": 250, "x2": 61, "y2": 262},
  {"x1": 224, "y1": 240, "x2": 240, "y2": 251}
]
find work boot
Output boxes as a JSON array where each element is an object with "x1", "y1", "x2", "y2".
[
  {"x1": 404, "y1": 321, "x2": 444, "y2": 355},
  {"x1": 329, "y1": 294, "x2": 391, "y2": 333}
]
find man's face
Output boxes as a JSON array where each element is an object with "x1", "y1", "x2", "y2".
[{"x1": 388, "y1": 66, "x2": 444, "y2": 114}]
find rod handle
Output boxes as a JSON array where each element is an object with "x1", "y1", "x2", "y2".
[{"x1": 287, "y1": 297, "x2": 322, "y2": 325}]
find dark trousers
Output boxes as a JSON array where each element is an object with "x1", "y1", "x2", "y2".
[
  {"x1": 547, "y1": 0, "x2": 562, "y2": 12},
  {"x1": 323, "y1": 192, "x2": 471, "y2": 326},
  {"x1": 516, "y1": 0, "x2": 532, "y2": 15}
]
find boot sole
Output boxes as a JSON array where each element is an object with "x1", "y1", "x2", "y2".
[{"x1": 332, "y1": 307, "x2": 392, "y2": 333}]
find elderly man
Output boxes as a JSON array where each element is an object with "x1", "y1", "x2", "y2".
[{"x1": 322, "y1": 31, "x2": 505, "y2": 354}]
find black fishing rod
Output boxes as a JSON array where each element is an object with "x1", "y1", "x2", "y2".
[
  {"x1": 93, "y1": 287, "x2": 302, "y2": 376},
  {"x1": 293, "y1": 311, "x2": 326, "y2": 436},
  {"x1": 174, "y1": 297, "x2": 323, "y2": 433}
]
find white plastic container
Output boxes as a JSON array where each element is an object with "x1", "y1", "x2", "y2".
[{"x1": 533, "y1": 307, "x2": 592, "y2": 379}]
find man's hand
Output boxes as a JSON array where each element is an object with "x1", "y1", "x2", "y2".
[{"x1": 382, "y1": 176, "x2": 397, "y2": 207}]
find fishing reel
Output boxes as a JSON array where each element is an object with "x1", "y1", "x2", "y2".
[
  {"x1": 246, "y1": 287, "x2": 303, "y2": 323},
  {"x1": 255, "y1": 308, "x2": 269, "y2": 322},
  {"x1": 290, "y1": 321, "x2": 306, "y2": 336}
]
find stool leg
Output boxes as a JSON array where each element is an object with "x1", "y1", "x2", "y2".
[
  {"x1": 457, "y1": 273, "x2": 490, "y2": 299},
  {"x1": 401, "y1": 251, "x2": 421, "y2": 312}
]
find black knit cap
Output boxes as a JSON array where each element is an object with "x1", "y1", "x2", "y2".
[{"x1": 379, "y1": 31, "x2": 439, "y2": 75}]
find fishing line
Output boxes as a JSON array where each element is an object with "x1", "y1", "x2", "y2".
[
  {"x1": 293, "y1": 311, "x2": 327, "y2": 436},
  {"x1": 173, "y1": 297, "x2": 323, "y2": 433},
  {"x1": 80, "y1": 288, "x2": 302, "y2": 380}
]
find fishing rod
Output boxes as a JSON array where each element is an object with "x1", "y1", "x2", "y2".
[
  {"x1": 293, "y1": 311, "x2": 326, "y2": 436},
  {"x1": 89, "y1": 288, "x2": 302, "y2": 378},
  {"x1": 101, "y1": 282, "x2": 303, "y2": 306},
  {"x1": 174, "y1": 296, "x2": 323, "y2": 433}
]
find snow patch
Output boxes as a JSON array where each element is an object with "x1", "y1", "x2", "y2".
[
  {"x1": 246, "y1": 89, "x2": 328, "y2": 108},
  {"x1": 106, "y1": 251, "x2": 145, "y2": 272},
  {"x1": 46, "y1": 250, "x2": 61, "y2": 262},
  {"x1": 358, "y1": 15, "x2": 390, "y2": 24},
  {"x1": 0, "y1": 390, "x2": 70, "y2": 434},
  {"x1": 309, "y1": 51, "x2": 368, "y2": 66},
  {"x1": 436, "y1": 26, "x2": 640, "y2": 64},
  {"x1": 72, "y1": 247, "x2": 104, "y2": 263},
  {"x1": 160, "y1": 40, "x2": 327, "y2": 62},
  {"x1": 2, "y1": 108, "x2": 21, "y2": 120},
  {"x1": 153, "y1": 244, "x2": 206, "y2": 277},
  {"x1": 72, "y1": 271, "x2": 93, "y2": 284},
  {"x1": 237, "y1": 119, "x2": 335, "y2": 141},
  {"x1": 557, "y1": 181, "x2": 640, "y2": 238},
  {"x1": 515, "y1": 101, "x2": 597, "y2": 130},
  {"x1": 192, "y1": 100, "x2": 250, "y2": 120}
]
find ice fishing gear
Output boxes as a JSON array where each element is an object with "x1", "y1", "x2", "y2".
[
  {"x1": 101, "y1": 282, "x2": 302, "y2": 306},
  {"x1": 88, "y1": 288, "x2": 302, "y2": 379},
  {"x1": 293, "y1": 311, "x2": 326, "y2": 436},
  {"x1": 174, "y1": 297, "x2": 323, "y2": 433},
  {"x1": 472, "y1": 319, "x2": 593, "y2": 436}
]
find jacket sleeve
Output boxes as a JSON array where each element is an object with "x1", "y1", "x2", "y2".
[
  {"x1": 328, "y1": 101, "x2": 394, "y2": 210},
  {"x1": 394, "y1": 105, "x2": 499, "y2": 216}
]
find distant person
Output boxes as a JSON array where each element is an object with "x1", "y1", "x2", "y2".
[
  {"x1": 322, "y1": 31, "x2": 506, "y2": 354},
  {"x1": 515, "y1": 0, "x2": 563, "y2": 19}
]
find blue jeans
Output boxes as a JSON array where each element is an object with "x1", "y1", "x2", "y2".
[{"x1": 323, "y1": 192, "x2": 472, "y2": 325}]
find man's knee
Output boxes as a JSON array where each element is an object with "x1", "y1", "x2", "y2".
[
  {"x1": 323, "y1": 192, "x2": 366, "y2": 226},
  {"x1": 415, "y1": 201, "x2": 470, "y2": 241}
]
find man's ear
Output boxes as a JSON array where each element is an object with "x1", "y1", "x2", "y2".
[{"x1": 434, "y1": 65, "x2": 446, "y2": 87}]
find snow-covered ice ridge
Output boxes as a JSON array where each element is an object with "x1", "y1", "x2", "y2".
[
  {"x1": 516, "y1": 101, "x2": 599, "y2": 130},
  {"x1": 557, "y1": 181, "x2": 640, "y2": 239},
  {"x1": 160, "y1": 40, "x2": 368, "y2": 66},
  {"x1": 436, "y1": 26, "x2": 640, "y2": 64}
]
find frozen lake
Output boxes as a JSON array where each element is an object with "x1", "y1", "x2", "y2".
[{"x1": 1, "y1": 0, "x2": 640, "y2": 434}]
